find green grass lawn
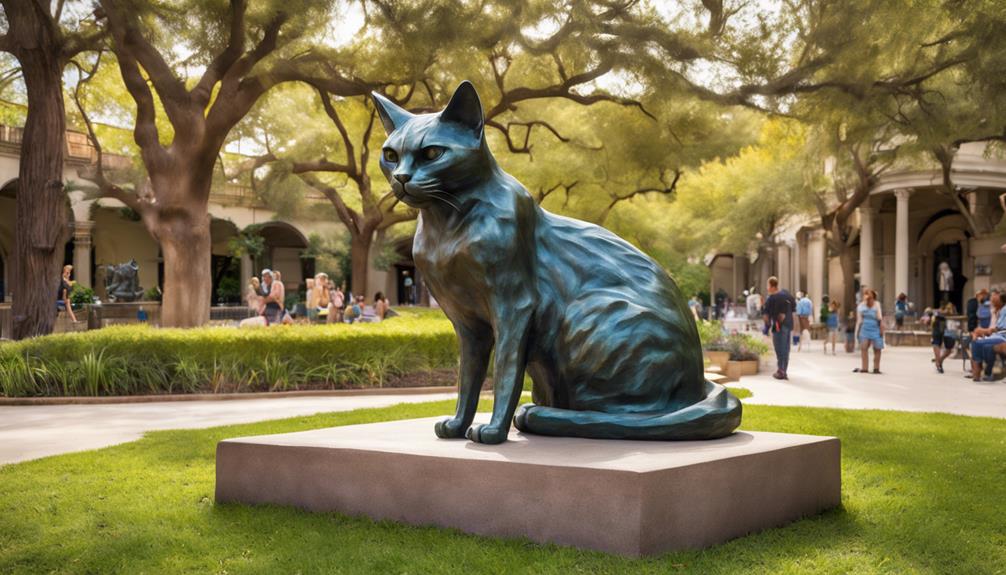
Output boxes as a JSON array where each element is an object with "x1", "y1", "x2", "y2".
[{"x1": 1, "y1": 398, "x2": 1004, "y2": 575}]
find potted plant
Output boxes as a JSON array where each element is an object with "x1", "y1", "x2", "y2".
[
  {"x1": 69, "y1": 283, "x2": 96, "y2": 310},
  {"x1": 724, "y1": 334, "x2": 769, "y2": 381},
  {"x1": 698, "y1": 320, "x2": 730, "y2": 369}
]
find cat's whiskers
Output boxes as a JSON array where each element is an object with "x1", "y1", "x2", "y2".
[{"x1": 426, "y1": 190, "x2": 462, "y2": 213}]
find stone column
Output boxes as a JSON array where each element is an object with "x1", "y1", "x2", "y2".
[
  {"x1": 808, "y1": 229, "x2": 826, "y2": 313},
  {"x1": 777, "y1": 243, "x2": 791, "y2": 292},
  {"x1": 859, "y1": 206, "x2": 875, "y2": 292},
  {"x1": 894, "y1": 189, "x2": 912, "y2": 299},
  {"x1": 786, "y1": 240, "x2": 797, "y2": 290},
  {"x1": 72, "y1": 221, "x2": 95, "y2": 289},
  {"x1": 240, "y1": 253, "x2": 253, "y2": 295}
]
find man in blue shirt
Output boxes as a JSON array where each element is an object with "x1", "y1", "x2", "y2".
[
  {"x1": 764, "y1": 276, "x2": 796, "y2": 380},
  {"x1": 795, "y1": 291, "x2": 814, "y2": 351},
  {"x1": 970, "y1": 290, "x2": 1006, "y2": 381}
]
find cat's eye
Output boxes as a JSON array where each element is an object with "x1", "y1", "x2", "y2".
[
  {"x1": 383, "y1": 149, "x2": 399, "y2": 163},
  {"x1": 422, "y1": 146, "x2": 445, "y2": 161}
]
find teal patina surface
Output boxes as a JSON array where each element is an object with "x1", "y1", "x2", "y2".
[{"x1": 372, "y1": 82, "x2": 741, "y2": 444}]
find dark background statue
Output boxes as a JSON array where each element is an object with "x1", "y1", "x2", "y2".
[
  {"x1": 103, "y1": 259, "x2": 145, "y2": 303},
  {"x1": 372, "y1": 82, "x2": 741, "y2": 444}
]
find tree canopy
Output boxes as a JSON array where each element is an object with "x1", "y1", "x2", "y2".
[{"x1": 3, "y1": 0, "x2": 1006, "y2": 328}]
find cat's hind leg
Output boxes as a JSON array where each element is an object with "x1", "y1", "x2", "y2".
[
  {"x1": 513, "y1": 381, "x2": 741, "y2": 440},
  {"x1": 435, "y1": 323, "x2": 493, "y2": 439}
]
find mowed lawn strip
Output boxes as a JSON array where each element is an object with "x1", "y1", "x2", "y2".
[{"x1": 1, "y1": 399, "x2": 1003, "y2": 575}]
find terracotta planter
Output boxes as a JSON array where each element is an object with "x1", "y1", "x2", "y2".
[
  {"x1": 724, "y1": 359, "x2": 759, "y2": 381},
  {"x1": 704, "y1": 351, "x2": 730, "y2": 370}
]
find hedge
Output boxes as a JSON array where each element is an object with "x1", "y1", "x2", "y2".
[{"x1": 0, "y1": 310, "x2": 459, "y2": 397}]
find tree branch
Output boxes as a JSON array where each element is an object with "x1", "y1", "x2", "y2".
[
  {"x1": 101, "y1": 0, "x2": 190, "y2": 122},
  {"x1": 597, "y1": 169, "x2": 681, "y2": 223},
  {"x1": 296, "y1": 173, "x2": 361, "y2": 234},
  {"x1": 191, "y1": 0, "x2": 248, "y2": 106},
  {"x1": 485, "y1": 119, "x2": 571, "y2": 155},
  {"x1": 70, "y1": 53, "x2": 148, "y2": 214},
  {"x1": 291, "y1": 158, "x2": 355, "y2": 175},
  {"x1": 316, "y1": 88, "x2": 358, "y2": 176}
]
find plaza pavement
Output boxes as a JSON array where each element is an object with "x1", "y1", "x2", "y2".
[
  {"x1": 742, "y1": 343, "x2": 1006, "y2": 419},
  {"x1": 4, "y1": 345, "x2": 1004, "y2": 466},
  {"x1": 0, "y1": 392, "x2": 455, "y2": 465}
]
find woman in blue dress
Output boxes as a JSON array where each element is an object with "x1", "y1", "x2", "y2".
[{"x1": 855, "y1": 288, "x2": 885, "y2": 374}]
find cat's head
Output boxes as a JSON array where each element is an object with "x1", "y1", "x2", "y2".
[{"x1": 371, "y1": 81, "x2": 490, "y2": 210}]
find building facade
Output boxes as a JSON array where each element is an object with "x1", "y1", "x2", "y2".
[
  {"x1": 710, "y1": 142, "x2": 1006, "y2": 314},
  {"x1": 0, "y1": 126, "x2": 411, "y2": 308}
]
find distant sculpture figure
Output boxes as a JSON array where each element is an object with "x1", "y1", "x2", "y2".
[
  {"x1": 937, "y1": 261, "x2": 954, "y2": 305},
  {"x1": 104, "y1": 259, "x2": 145, "y2": 302},
  {"x1": 372, "y1": 82, "x2": 741, "y2": 445}
]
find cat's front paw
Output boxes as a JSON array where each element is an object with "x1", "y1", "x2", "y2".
[
  {"x1": 465, "y1": 423, "x2": 508, "y2": 445},
  {"x1": 434, "y1": 418, "x2": 468, "y2": 439}
]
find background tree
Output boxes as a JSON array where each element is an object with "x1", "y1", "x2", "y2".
[
  {"x1": 0, "y1": 1, "x2": 101, "y2": 339},
  {"x1": 81, "y1": 0, "x2": 376, "y2": 327}
]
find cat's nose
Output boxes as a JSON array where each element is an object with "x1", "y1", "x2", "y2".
[{"x1": 394, "y1": 173, "x2": 411, "y2": 185}]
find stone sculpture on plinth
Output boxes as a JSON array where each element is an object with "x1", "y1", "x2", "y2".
[
  {"x1": 103, "y1": 259, "x2": 145, "y2": 302},
  {"x1": 216, "y1": 83, "x2": 839, "y2": 556},
  {"x1": 371, "y1": 82, "x2": 741, "y2": 444}
]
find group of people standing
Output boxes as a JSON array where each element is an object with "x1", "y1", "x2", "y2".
[
  {"x1": 760, "y1": 277, "x2": 888, "y2": 379},
  {"x1": 243, "y1": 268, "x2": 292, "y2": 326},
  {"x1": 242, "y1": 269, "x2": 392, "y2": 327}
]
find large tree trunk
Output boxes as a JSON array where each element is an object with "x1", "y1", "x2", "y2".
[
  {"x1": 837, "y1": 243, "x2": 857, "y2": 314},
  {"x1": 349, "y1": 232, "x2": 373, "y2": 299},
  {"x1": 154, "y1": 209, "x2": 212, "y2": 328},
  {"x1": 8, "y1": 8, "x2": 68, "y2": 340}
]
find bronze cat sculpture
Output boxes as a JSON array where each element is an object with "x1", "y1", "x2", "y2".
[{"x1": 372, "y1": 82, "x2": 742, "y2": 444}]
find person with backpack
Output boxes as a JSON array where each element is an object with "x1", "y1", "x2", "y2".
[{"x1": 763, "y1": 276, "x2": 797, "y2": 380}]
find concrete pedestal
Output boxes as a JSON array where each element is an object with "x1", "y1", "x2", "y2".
[{"x1": 216, "y1": 416, "x2": 840, "y2": 556}]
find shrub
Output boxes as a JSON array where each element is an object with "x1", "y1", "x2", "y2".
[
  {"x1": 0, "y1": 310, "x2": 459, "y2": 397},
  {"x1": 697, "y1": 320, "x2": 726, "y2": 350},
  {"x1": 725, "y1": 333, "x2": 770, "y2": 361},
  {"x1": 69, "y1": 283, "x2": 96, "y2": 307}
]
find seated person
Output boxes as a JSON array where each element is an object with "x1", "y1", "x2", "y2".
[
  {"x1": 970, "y1": 290, "x2": 1006, "y2": 381},
  {"x1": 345, "y1": 295, "x2": 364, "y2": 324}
]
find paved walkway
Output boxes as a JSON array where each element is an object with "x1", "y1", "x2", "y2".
[
  {"x1": 0, "y1": 392, "x2": 455, "y2": 465},
  {"x1": 742, "y1": 344, "x2": 1006, "y2": 418},
  {"x1": 5, "y1": 346, "x2": 1005, "y2": 466}
]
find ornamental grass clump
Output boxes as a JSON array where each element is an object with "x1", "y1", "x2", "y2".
[{"x1": 0, "y1": 312, "x2": 459, "y2": 397}]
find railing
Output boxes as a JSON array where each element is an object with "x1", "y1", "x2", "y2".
[
  {"x1": 0, "y1": 123, "x2": 328, "y2": 205},
  {"x1": 0, "y1": 125, "x2": 23, "y2": 146},
  {"x1": 0, "y1": 125, "x2": 132, "y2": 171}
]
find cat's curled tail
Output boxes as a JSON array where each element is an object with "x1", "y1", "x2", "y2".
[{"x1": 513, "y1": 381, "x2": 742, "y2": 440}]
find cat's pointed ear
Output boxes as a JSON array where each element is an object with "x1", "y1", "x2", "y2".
[
  {"x1": 441, "y1": 81, "x2": 483, "y2": 136},
  {"x1": 371, "y1": 91, "x2": 414, "y2": 134}
]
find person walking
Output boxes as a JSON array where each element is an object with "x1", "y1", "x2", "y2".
[
  {"x1": 746, "y1": 288, "x2": 762, "y2": 330},
  {"x1": 854, "y1": 288, "x2": 885, "y2": 374},
  {"x1": 795, "y1": 291, "x2": 813, "y2": 352},
  {"x1": 763, "y1": 276, "x2": 796, "y2": 380},
  {"x1": 824, "y1": 300, "x2": 840, "y2": 355},
  {"x1": 930, "y1": 303, "x2": 956, "y2": 374},
  {"x1": 57, "y1": 265, "x2": 77, "y2": 323}
]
